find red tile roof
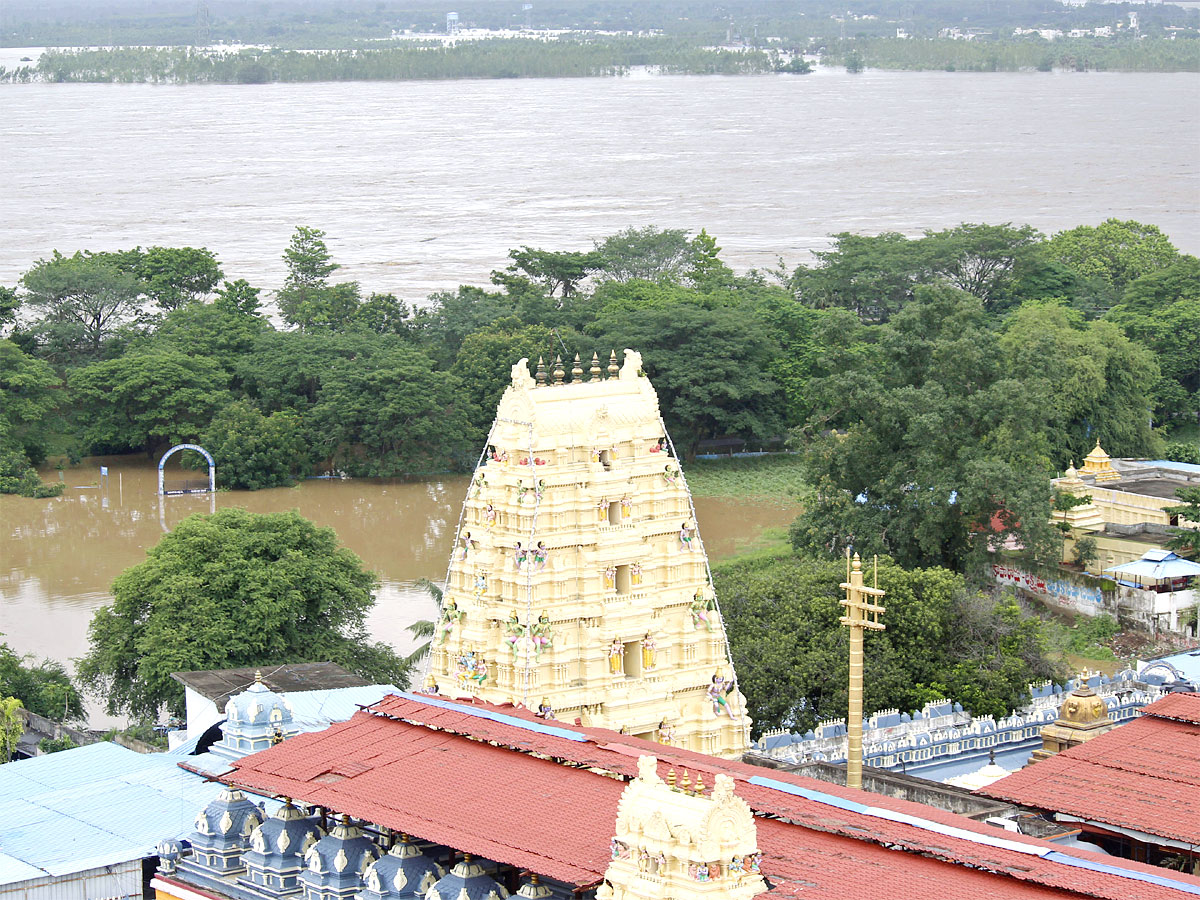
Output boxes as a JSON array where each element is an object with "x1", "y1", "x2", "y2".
[
  {"x1": 979, "y1": 692, "x2": 1200, "y2": 846},
  {"x1": 220, "y1": 692, "x2": 1200, "y2": 900}
]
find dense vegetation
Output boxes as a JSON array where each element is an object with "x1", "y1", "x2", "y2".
[
  {"x1": 4, "y1": 217, "x2": 1195, "y2": 729},
  {"x1": 0, "y1": 641, "x2": 85, "y2": 722},
  {"x1": 717, "y1": 553, "x2": 1063, "y2": 734},
  {"x1": 76, "y1": 508, "x2": 411, "y2": 720},
  {"x1": 0, "y1": 0, "x2": 1194, "y2": 80}
]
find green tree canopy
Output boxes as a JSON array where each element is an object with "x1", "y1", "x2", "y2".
[
  {"x1": 0, "y1": 339, "x2": 60, "y2": 464},
  {"x1": 593, "y1": 304, "x2": 784, "y2": 459},
  {"x1": 0, "y1": 642, "x2": 84, "y2": 722},
  {"x1": 792, "y1": 286, "x2": 1060, "y2": 570},
  {"x1": 21, "y1": 251, "x2": 144, "y2": 359},
  {"x1": 593, "y1": 226, "x2": 694, "y2": 283},
  {"x1": 999, "y1": 301, "x2": 1162, "y2": 463},
  {"x1": 716, "y1": 553, "x2": 1063, "y2": 735},
  {"x1": 68, "y1": 350, "x2": 230, "y2": 455},
  {"x1": 196, "y1": 400, "x2": 310, "y2": 490},
  {"x1": 450, "y1": 324, "x2": 560, "y2": 438},
  {"x1": 100, "y1": 246, "x2": 223, "y2": 311},
  {"x1": 77, "y1": 508, "x2": 411, "y2": 720},
  {"x1": 1046, "y1": 218, "x2": 1180, "y2": 294}
]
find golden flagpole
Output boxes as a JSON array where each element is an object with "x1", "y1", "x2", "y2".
[{"x1": 840, "y1": 552, "x2": 886, "y2": 791}]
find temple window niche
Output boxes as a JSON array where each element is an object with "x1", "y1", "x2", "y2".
[
  {"x1": 608, "y1": 500, "x2": 622, "y2": 525},
  {"x1": 623, "y1": 640, "x2": 643, "y2": 678},
  {"x1": 600, "y1": 448, "x2": 613, "y2": 469},
  {"x1": 615, "y1": 564, "x2": 632, "y2": 594}
]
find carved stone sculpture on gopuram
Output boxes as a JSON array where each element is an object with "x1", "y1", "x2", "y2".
[{"x1": 428, "y1": 350, "x2": 750, "y2": 758}]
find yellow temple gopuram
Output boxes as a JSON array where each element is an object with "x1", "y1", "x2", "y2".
[{"x1": 427, "y1": 350, "x2": 751, "y2": 758}]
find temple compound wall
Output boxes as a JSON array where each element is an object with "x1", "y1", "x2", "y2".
[{"x1": 428, "y1": 351, "x2": 750, "y2": 758}]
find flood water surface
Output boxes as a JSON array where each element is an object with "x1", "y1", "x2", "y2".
[{"x1": 0, "y1": 455, "x2": 798, "y2": 722}]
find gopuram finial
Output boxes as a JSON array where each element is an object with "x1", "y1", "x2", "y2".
[
  {"x1": 590, "y1": 351, "x2": 602, "y2": 380},
  {"x1": 572, "y1": 353, "x2": 583, "y2": 382},
  {"x1": 553, "y1": 355, "x2": 565, "y2": 385},
  {"x1": 608, "y1": 349, "x2": 619, "y2": 378},
  {"x1": 535, "y1": 356, "x2": 547, "y2": 386}
]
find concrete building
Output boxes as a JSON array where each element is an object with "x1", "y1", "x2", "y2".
[{"x1": 428, "y1": 352, "x2": 748, "y2": 757}]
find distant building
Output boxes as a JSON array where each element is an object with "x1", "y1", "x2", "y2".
[{"x1": 752, "y1": 670, "x2": 1162, "y2": 782}]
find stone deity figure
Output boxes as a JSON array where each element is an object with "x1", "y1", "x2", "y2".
[
  {"x1": 472, "y1": 656, "x2": 488, "y2": 685},
  {"x1": 484, "y1": 503, "x2": 497, "y2": 528},
  {"x1": 708, "y1": 673, "x2": 736, "y2": 718},
  {"x1": 663, "y1": 465, "x2": 679, "y2": 486},
  {"x1": 513, "y1": 542, "x2": 528, "y2": 569},
  {"x1": 658, "y1": 719, "x2": 676, "y2": 746},
  {"x1": 679, "y1": 523, "x2": 694, "y2": 551},
  {"x1": 641, "y1": 632, "x2": 657, "y2": 670},
  {"x1": 504, "y1": 613, "x2": 526, "y2": 659},
  {"x1": 691, "y1": 591, "x2": 714, "y2": 631},
  {"x1": 608, "y1": 638, "x2": 624, "y2": 675},
  {"x1": 422, "y1": 675, "x2": 440, "y2": 695},
  {"x1": 533, "y1": 541, "x2": 549, "y2": 571},
  {"x1": 459, "y1": 531, "x2": 474, "y2": 560},
  {"x1": 473, "y1": 573, "x2": 487, "y2": 599},
  {"x1": 631, "y1": 561, "x2": 642, "y2": 586},
  {"x1": 437, "y1": 599, "x2": 461, "y2": 644},
  {"x1": 620, "y1": 496, "x2": 632, "y2": 518},
  {"x1": 603, "y1": 565, "x2": 617, "y2": 591},
  {"x1": 473, "y1": 472, "x2": 488, "y2": 498},
  {"x1": 531, "y1": 613, "x2": 553, "y2": 658},
  {"x1": 597, "y1": 497, "x2": 608, "y2": 522},
  {"x1": 535, "y1": 699, "x2": 554, "y2": 720}
]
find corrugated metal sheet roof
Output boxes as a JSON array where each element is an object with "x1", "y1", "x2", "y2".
[
  {"x1": 0, "y1": 743, "x2": 234, "y2": 885},
  {"x1": 224, "y1": 696, "x2": 1200, "y2": 900},
  {"x1": 285, "y1": 685, "x2": 400, "y2": 731}
]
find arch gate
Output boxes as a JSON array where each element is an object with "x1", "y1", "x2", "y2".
[{"x1": 158, "y1": 443, "x2": 216, "y2": 495}]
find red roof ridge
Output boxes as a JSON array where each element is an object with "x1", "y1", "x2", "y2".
[{"x1": 1139, "y1": 690, "x2": 1200, "y2": 725}]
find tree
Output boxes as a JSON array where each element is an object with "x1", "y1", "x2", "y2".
[
  {"x1": 506, "y1": 246, "x2": 601, "y2": 298},
  {"x1": 792, "y1": 286, "x2": 1060, "y2": 571},
  {"x1": 21, "y1": 251, "x2": 143, "y2": 357},
  {"x1": 593, "y1": 304, "x2": 784, "y2": 459},
  {"x1": 0, "y1": 339, "x2": 60, "y2": 464},
  {"x1": 310, "y1": 347, "x2": 475, "y2": 475},
  {"x1": 792, "y1": 232, "x2": 924, "y2": 322},
  {"x1": 277, "y1": 227, "x2": 372, "y2": 332},
  {"x1": 0, "y1": 642, "x2": 84, "y2": 722},
  {"x1": 1000, "y1": 301, "x2": 1161, "y2": 463},
  {"x1": 1046, "y1": 218, "x2": 1180, "y2": 294},
  {"x1": 1165, "y1": 487, "x2": 1200, "y2": 554},
  {"x1": 0, "y1": 697, "x2": 21, "y2": 763},
  {"x1": 920, "y1": 223, "x2": 1044, "y2": 311},
  {"x1": 77, "y1": 508, "x2": 411, "y2": 720},
  {"x1": 68, "y1": 350, "x2": 230, "y2": 455},
  {"x1": 593, "y1": 226, "x2": 693, "y2": 284},
  {"x1": 0, "y1": 445, "x2": 64, "y2": 497},
  {"x1": 715, "y1": 553, "x2": 1063, "y2": 735},
  {"x1": 196, "y1": 400, "x2": 310, "y2": 490},
  {"x1": 0, "y1": 286, "x2": 18, "y2": 332},
  {"x1": 104, "y1": 246, "x2": 222, "y2": 311},
  {"x1": 684, "y1": 229, "x2": 734, "y2": 290},
  {"x1": 451, "y1": 324, "x2": 560, "y2": 436}
]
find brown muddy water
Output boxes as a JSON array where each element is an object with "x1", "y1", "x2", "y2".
[{"x1": 0, "y1": 454, "x2": 798, "y2": 724}]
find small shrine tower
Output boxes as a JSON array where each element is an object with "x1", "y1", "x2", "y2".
[
  {"x1": 597, "y1": 756, "x2": 767, "y2": 899},
  {"x1": 1079, "y1": 439, "x2": 1121, "y2": 484},
  {"x1": 428, "y1": 351, "x2": 750, "y2": 758},
  {"x1": 1031, "y1": 683, "x2": 1116, "y2": 761}
]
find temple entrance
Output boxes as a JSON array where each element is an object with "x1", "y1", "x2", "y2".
[{"x1": 158, "y1": 444, "x2": 216, "y2": 495}]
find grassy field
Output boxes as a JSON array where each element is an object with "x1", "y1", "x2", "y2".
[{"x1": 684, "y1": 454, "x2": 808, "y2": 501}]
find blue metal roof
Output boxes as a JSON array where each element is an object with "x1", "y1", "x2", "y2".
[
  {"x1": 1139, "y1": 459, "x2": 1200, "y2": 475},
  {"x1": 1140, "y1": 647, "x2": 1200, "y2": 684},
  {"x1": 287, "y1": 685, "x2": 400, "y2": 730},
  {"x1": 0, "y1": 743, "x2": 237, "y2": 884}
]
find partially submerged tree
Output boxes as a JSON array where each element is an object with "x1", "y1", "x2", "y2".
[{"x1": 78, "y1": 508, "x2": 412, "y2": 720}]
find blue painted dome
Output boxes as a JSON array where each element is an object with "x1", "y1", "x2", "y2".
[
  {"x1": 302, "y1": 818, "x2": 379, "y2": 893},
  {"x1": 426, "y1": 856, "x2": 509, "y2": 900},
  {"x1": 225, "y1": 673, "x2": 294, "y2": 728},
  {"x1": 246, "y1": 801, "x2": 324, "y2": 869},
  {"x1": 359, "y1": 834, "x2": 444, "y2": 900}
]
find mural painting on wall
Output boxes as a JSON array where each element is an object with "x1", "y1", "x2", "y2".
[{"x1": 991, "y1": 564, "x2": 1103, "y2": 613}]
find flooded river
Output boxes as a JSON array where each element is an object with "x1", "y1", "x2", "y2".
[
  {"x1": 0, "y1": 455, "x2": 798, "y2": 723},
  {"x1": 2, "y1": 70, "x2": 1197, "y2": 299}
]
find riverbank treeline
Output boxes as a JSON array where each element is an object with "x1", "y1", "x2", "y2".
[
  {"x1": 825, "y1": 36, "x2": 1200, "y2": 73},
  {"x1": 2, "y1": 220, "x2": 1198, "y2": 571},
  {"x1": 1, "y1": 39, "x2": 779, "y2": 84}
]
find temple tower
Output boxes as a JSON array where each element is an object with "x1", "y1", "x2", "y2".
[
  {"x1": 429, "y1": 351, "x2": 749, "y2": 757},
  {"x1": 1031, "y1": 683, "x2": 1116, "y2": 761},
  {"x1": 597, "y1": 756, "x2": 767, "y2": 899}
]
